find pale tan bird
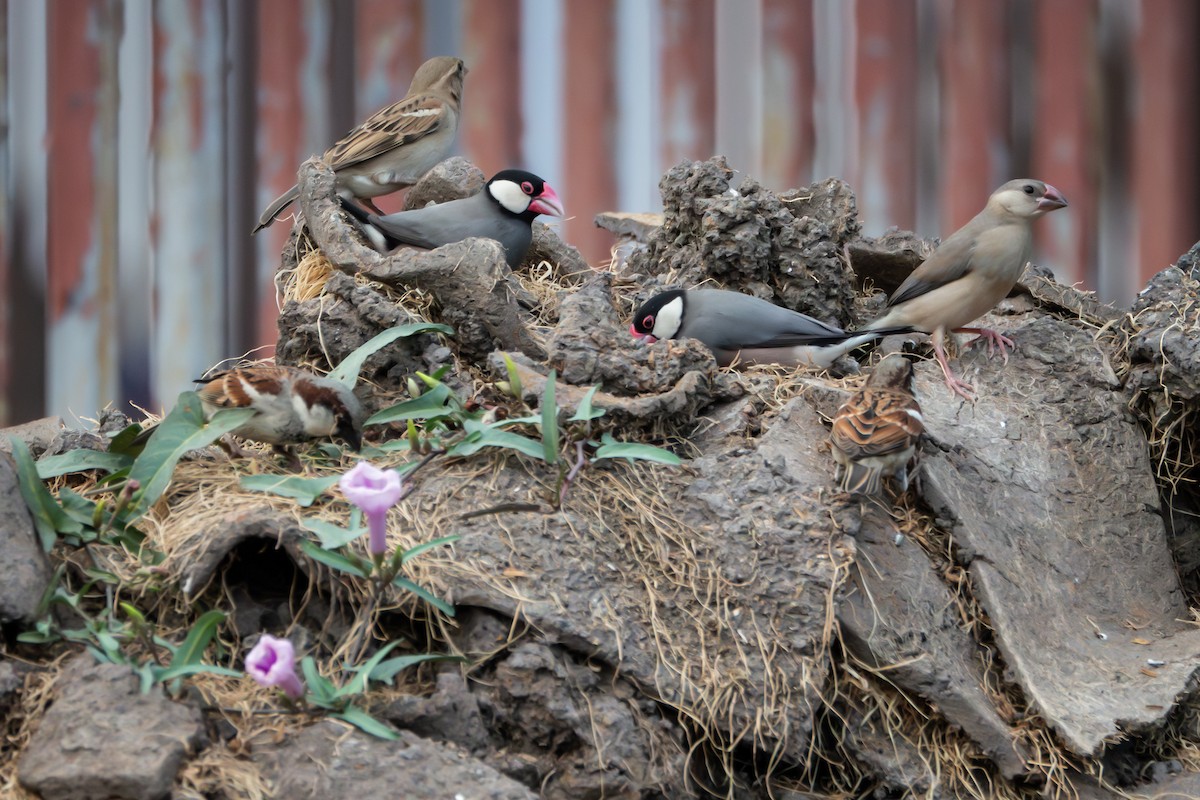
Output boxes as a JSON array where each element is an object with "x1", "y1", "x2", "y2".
[
  {"x1": 865, "y1": 179, "x2": 1068, "y2": 399},
  {"x1": 830, "y1": 354, "x2": 923, "y2": 497},
  {"x1": 253, "y1": 56, "x2": 466, "y2": 234}
]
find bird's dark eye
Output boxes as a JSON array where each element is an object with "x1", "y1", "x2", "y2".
[
  {"x1": 1023, "y1": 185, "x2": 1035, "y2": 195},
  {"x1": 642, "y1": 315, "x2": 655, "y2": 329},
  {"x1": 521, "y1": 181, "x2": 534, "y2": 195}
]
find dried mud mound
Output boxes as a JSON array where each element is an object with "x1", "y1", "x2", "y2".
[{"x1": 6, "y1": 154, "x2": 1200, "y2": 800}]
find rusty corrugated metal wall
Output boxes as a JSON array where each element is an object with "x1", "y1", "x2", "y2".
[{"x1": 2, "y1": 0, "x2": 1198, "y2": 425}]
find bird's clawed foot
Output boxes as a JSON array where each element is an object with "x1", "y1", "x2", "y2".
[
  {"x1": 933, "y1": 341, "x2": 976, "y2": 401},
  {"x1": 957, "y1": 327, "x2": 1014, "y2": 363}
]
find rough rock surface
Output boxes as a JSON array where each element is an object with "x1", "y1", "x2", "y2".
[
  {"x1": 18, "y1": 655, "x2": 203, "y2": 800},
  {"x1": 1126, "y1": 266, "x2": 1200, "y2": 401},
  {"x1": 915, "y1": 313, "x2": 1200, "y2": 756},
  {"x1": 261, "y1": 721, "x2": 537, "y2": 800},
  {"x1": 0, "y1": 416, "x2": 66, "y2": 455},
  {"x1": 0, "y1": 452, "x2": 52, "y2": 625},
  {"x1": 836, "y1": 504, "x2": 1029, "y2": 778},
  {"x1": 628, "y1": 157, "x2": 861, "y2": 325},
  {"x1": 401, "y1": 156, "x2": 486, "y2": 209}
]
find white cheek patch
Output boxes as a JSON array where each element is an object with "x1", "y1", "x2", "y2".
[
  {"x1": 488, "y1": 180, "x2": 531, "y2": 215},
  {"x1": 293, "y1": 393, "x2": 336, "y2": 436},
  {"x1": 652, "y1": 296, "x2": 684, "y2": 339}
]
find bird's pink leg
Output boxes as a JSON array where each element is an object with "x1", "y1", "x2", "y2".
[
  {"x1": 932, "y1": 329, "x2": 975, "y2": 401},
  {"x1": 955, "y1": 327, "x2": 1014, "y2": 363},
  {"x1": 361, "y1": 198, "x2": 385, "y2": 215}
]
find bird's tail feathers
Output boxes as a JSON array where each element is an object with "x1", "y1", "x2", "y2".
[
  {"x1": 841, "y1": 463, "x2": 884, "y2": 497},
  {"x1": 252, "y1": 185, "x2": 301, "y2": 235}
]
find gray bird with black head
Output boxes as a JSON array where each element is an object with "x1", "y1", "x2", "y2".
[
  {"x1": 630, "y1": 288, "x2": 914, "y2": 368},
  {"x1": 340, "y1": 169, "x2": 564, "y2": 269}
]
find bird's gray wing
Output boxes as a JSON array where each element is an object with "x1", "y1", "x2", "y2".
[
  {"x1": 886, "y1": 216, "x2": 986, "y2": 308},
  {"x1": 686, "y1": 290, "x2": 848, "y2": 350},
  {"x1": 367, "y1": 195, "x2": 491, "y2": 250}
]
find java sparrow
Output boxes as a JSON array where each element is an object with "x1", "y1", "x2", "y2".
[
  {"x1": 629, "y1": 288, "x2": 913, "y2": 368},
  {"x1": 338, "y1": 169, "x2": 564, "y2": 269},
  {"x1": 864, "y1": 179, "x2": 1068, "y2": 399}
]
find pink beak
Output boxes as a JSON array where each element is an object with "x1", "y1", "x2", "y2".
[
  {"x1": 629, "y1": 323, "x2": 656, "y2": 345},
  {"x1": 529, "y1": 184, "x2": 565, "y2": 218},
  {"x1": 1037, "y1": 183, "x2": 1068, "y2": 211}
]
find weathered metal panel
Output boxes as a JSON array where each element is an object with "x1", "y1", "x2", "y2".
[
  {"x1": 0, "y1": 0, "x2": 9, "y2": 424},
  {"x1": 1032, "y1": 0, "x2": 1100, "y2": 288},
  {"x1": 563, "y1": 0, "x2": 617, "y2": 266},
  {"x1": 150, "y1": 0, "x2": 230, "y2": 402},
  {"x1": 936, "y1": 0, "x2": 1011, "y2": 232},
  {"x1": 461, "y1": 0, "x2": 521, "y2": 176},
  {"x1": 355, "y1": 0, "x2": 424, "y2": 215},
  {"x1": 614, "y1": 0, "x2": 660, "y2": 215},
  {"x1": 853, "y1": 0, "x2": 918, "y2": 233},
  {"x1": 46, "y1": 0, "x2": 120, "y2": 419},
  {"x1": 518, "y1": 0, "x2": 563, "y2": 213},
  {"x1": 715, "y1": 0, "x2": 763, "y2": 179},
  {"x1": 1131, "y1": 0, "x2": 1199, "y2": 292},
  {"x1": 762, "y1": 0, "x2": 815, "y2": 191},
  {"x1": 659, "y1": 0, "x2": 714, "y2": 168}
]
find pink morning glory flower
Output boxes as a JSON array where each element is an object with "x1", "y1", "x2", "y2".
[
  {"x1": 245, "y1": 634, "x2": 305, "y2": 700},
  {"x1": 340, "y1": 461, "x2": 404, "y2": 556}
]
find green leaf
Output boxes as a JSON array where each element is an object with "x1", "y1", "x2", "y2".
[
  {"x1": 302, "y1": 518, "x2": 365, "y2": 549},
  {"x1": 365, "y1": 384, "x2": 454, "y2": 426},
  {"x1": 170, "y1": 610, "x2": 226, "y2": 668},
  {"x1": 127, "y1": 393, "x2": 257, "y2": 518},
  {"x1": 569, "y1": 385, "x2": 606, "y2": 422},
  {"x1": 446, "y1": 429, "x2": 545, "y2": 460},
  {"x1": 333, "y1": 705, "x2": 399, "y2": 740},
  {"x1": 119, "y1": 602, "x2": 147, "y2": 626},
  {"x1": 501, "y1": 352, "x2": 524, "y2": 399},
  {"x1": 369, "y1": 653, "x2": 466, "y2": 685},
  {"x1": 36, "y1": 450, "x2": 134, "y2": 480},
  {"x1": 107, "y1": 423, "x2": 146, "y2": 456},
  {"x1": 152, "y1": 663, "x2": 243, "y2": 683},
  {"x1": 592, "y1": 440, "x2": 682, "y2": 465},
  {"x1": 541, "y1": 370, "x2": 559, "y2": 465},
  {"x1": 392, "y1": 575, "x2": 455, "y2": 616},
  {"x1": 239, "y1": 474, "x2": 340, "y2": 507},
  {"x1": 328, "y1": 323, "x2": 454, "y2": 389},
  {"x1": 10, "y1": 437, "x2": 82, "y2": 551},
  {"x1": 301, "y1": 656, "x2": 336, "y2": 706},
  {"x1": 300, "y1": 540, "x2": 368, "y2": 578},
  {"x1": 337, "y1": 641, "x2": 404, "y2": 698},
  {"x1": 400, "y1": 534, "x2": 460, "y2": 565}
]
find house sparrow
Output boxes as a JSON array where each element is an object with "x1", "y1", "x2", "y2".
[
  {"x1": 339, "y1": 169, "x2": 564, "y2": 269},
  {"x1": 253, "y1": 55, "x2": 466, "y2": 234},
  {"x1": 629, "y1": 288, "x2": 914, "y2": 368},
  {"x1": 195, "y1": 365, "x2": 363, "y2": 453},
  {"x1": 865, "y1": 179, "x2": 1068, "y2": 399},
  {"x1": 830, "y1": 354, "x2": 923, "y2": 497}
]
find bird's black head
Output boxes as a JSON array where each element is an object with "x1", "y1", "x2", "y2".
[
  {"x1": 630, "y1": 289, "x2": 687, "y2": 344},
  {"x1": 486, "y1": 170, "x2": 565, "y2": 221}
]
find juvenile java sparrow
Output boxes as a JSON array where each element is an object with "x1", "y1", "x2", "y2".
[
  {"x1": 629, "y1": 289, "x2": 913, "y2": 368},
  {"x1": 253, "y1": 56, "x2": 466, "y2": 234},
  {"x1": 865, "y1": 179, "x2": 1068, "y2": 399},
  {"x1": 195, "y1": 365, "x2": 364, "y2": 452},
  {"x1": 339, "y1": 169, "x2": 564, "y2": 269},
  {"x1": 830, "y1": 354, "x2": 923, "y2": 497}
]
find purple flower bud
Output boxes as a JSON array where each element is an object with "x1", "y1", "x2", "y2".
[
  {"x1": 340, "y1": 461, "x2": 404, "y2": 556},
  {"x1": 245, "y1": 634, "x2": 305, "y2": 700}
]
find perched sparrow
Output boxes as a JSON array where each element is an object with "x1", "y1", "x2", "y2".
[
  {"x1": 865, "y1": 179, "x2": 1068, "y2": 399},
  {"x1": 830, "y1": 354, "x2": 923, "y2": 497},
  {"x1": 253, "y1": 55, "x2": 466, "y2": 234},
  {"x1": 195, "y1": 365, "x2": 364, "y2": 452},
  {"x1": 629, "y1": 289, "x2": 914, "y2": 368},
  {"x1": 339, "y1": 169, "x2": 564, "y2": 269}
]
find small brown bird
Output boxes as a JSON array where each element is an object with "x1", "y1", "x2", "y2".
[
  {"x1": 830, "y1": 354, "x2": 923, "y2": 497},
  {"x1": 865, "y1": 179, "x2": 1068, "y2": 399},
  {"x1": 195, "y1": 365, "x2": 363, "y2": 452},
  {"x1": 253, "y1": 56, "x2": 466, "y2": 234}
]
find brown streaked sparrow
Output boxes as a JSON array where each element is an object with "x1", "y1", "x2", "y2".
[
  {"x1": 865, "y1": 179, "x2": 1068, "y2": 400},
  {"x1": 830, "y1": 354, "x2": 923, "y2": 497},
  {"x1": 195, "y1": 365, "x2": 363, "y2": 453},
  {"x1": 253, "y1": 55, "x2": 466, "y2": 234},
  {"x1": 339, "y1": 169, "x2": 564, "y2": 269}
]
